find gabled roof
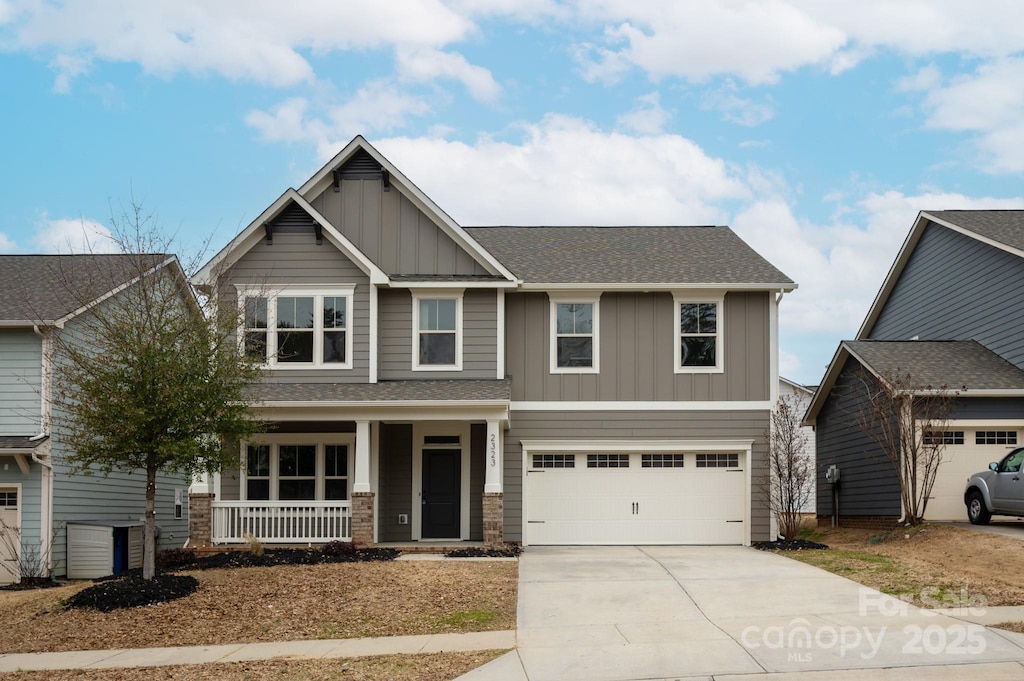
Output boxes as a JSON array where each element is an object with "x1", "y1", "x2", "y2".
[
  {"x1": 298, "y1": 136, "x2": 517, "y2": 283},
  {"x1": 0, "y1": 254, "x2": 176, "y2": 326},
  {"x1": 192, "y1": 189, "x2": 388, "y2": 287},
  {"x1": 803, "y1": 340, "x2": 1024, "y2": 425},
  {"x1": 780, "y1": 376, "x2": 815, "y2": 395},
  {"x1": 464, "y1": 226, "x2": 794, "y2": 288},
  {"x1": 857, "y1": 210, "x2": 1024, "y2": 338}
]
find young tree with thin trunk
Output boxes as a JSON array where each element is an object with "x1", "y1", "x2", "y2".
[
  {"x1": 852, "y1": 367, "x2": 955, "y2": 526},
  {"x1": 764, "y1": 393, "x2": 814, "y2": 540},
  {"x1": 47, "y1": 203, "x2": 263, "y2": 580}
]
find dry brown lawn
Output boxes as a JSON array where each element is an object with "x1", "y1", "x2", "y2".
[
  {"x1": 0, "y1": 651, "x2": 504, "y2": 681},
  {"x1": 785, "y1": 524, "x2": 1024, "y2": 607},
  {"x1": 0, "y1": 561, "x2": 517, "y2": 654}
]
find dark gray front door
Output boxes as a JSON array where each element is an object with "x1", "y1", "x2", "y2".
[{"x1": 422, "y1": 449, "x2": 461, "y2": 538}]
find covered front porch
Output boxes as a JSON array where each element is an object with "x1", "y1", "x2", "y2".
[{"x1": 189, "y1": 380, "x2": 510, "y2": 548}]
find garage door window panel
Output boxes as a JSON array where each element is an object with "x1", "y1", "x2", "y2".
[
  {"x1": 696, "y1": 453, "x2": 739, "y2": 468},
  {"x1": 977, "y1": 431, "x2": 1017, "y2": 445},
  {"x1": 532, "y1": 454, "x2": 575, "y2": 469},
  {"x1": 642, "y1": 454, "x2": 685, "y2": 468},
  {"x1": 924, "y1": 431, "x2": 964, "y2": 445},
  {"x1": 587, "y1": 454, "x2": 629, "y2": 468}
]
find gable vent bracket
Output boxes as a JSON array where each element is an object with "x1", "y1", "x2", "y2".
[
  {"x1": 382, "y1": 169, "x2": 391, "y2": 192},
  {"x1": 313, "y1": 222, "x2": 323, "y2": 246},
  {"x1": 263, "y1": 222, "x2": 274, "y2": 244},
  {"x1": 331, "y1": 169, "x2": 341, "y2": 192}
]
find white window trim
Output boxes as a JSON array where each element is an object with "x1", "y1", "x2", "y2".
[
  {"x1": 549, "y1": 292, "x2": 601, "y2": 375},
  {"x1": 673, "y1": 292, "x2": 725, "y2": 374},
  {"x1": 411, "y1": 289, "x2": 464, "y2": 371},
  {"x1": 238, "y1": 286, "x2": 355, "y2": 370},
  {"x1": 239, "y1": 434, "x2": 356, "y2": 501}
]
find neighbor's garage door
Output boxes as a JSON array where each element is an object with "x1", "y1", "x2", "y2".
[
  {"x1": 927, "y1": 429, "x2": 1021, "y2": 521},
  {"x1": 525, "y1": 451, "x2": 746, "y2": 545}
]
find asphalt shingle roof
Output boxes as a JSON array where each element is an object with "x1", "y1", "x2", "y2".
[
  {"x1": 464, "y1": 226, "x2": 793, "y2": 285},
  {"x1": 0, "y1": 255, "x2": 171, "y2": 323},
  {"x1": 844, "y1": 340, "x2": 1024, "y2": 391},
  {"x1": 0, "y1": 435, "x2": 48, "y2": 450},
  {"x1": 926, "y1": 210, "x2": 1024, "y2": 254},
  {"x1": 248, "y1": 379, "x2": 512, "y2": 403}
]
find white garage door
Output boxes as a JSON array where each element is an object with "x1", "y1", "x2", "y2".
[
  {"x1": 926, "y1": 429, "x2": 1021, "y2": 521},
  {"x1": 525, "y1": 451, "x2": 747, "y2": 545}
]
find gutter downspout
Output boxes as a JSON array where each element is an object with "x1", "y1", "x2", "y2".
[{"x1": 31, "y1": 325, "x2": 55, "y2": 577}]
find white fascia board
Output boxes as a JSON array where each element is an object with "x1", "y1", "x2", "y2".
[
  {"x1": 297, "y1": 136, "x2": 518, "y2": 283},
  {"x1": 520, "y1": 439, "x2": 755, "y2": 452},
  {"x1": 511, "y1": 400, "x2": 773, "y2": 411},
  {"x1": 193, "y1": 189, "x2": 388, "y2": 287},
  {"x1": 386, "y1": 280, "x2": 518, "y2": 289},
  {"x1": 519, "y1": 282, "x2": 797, "y2": 292},
  {"x1": 253, "y1": 399, "x2": 509, "y2": 409},
  {"x1": 253, "y1": 403, "x2": 510, "y2": 425},
  {"x1": 53, "y1": 256, "x2": 181, "y2": 328}
]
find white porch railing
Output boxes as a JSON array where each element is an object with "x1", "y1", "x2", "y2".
[{"x1": 211, "y1": 501, "x2": 352, "y2": 544}]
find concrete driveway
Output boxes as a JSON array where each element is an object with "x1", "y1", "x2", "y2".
[
  {"x1": 950, "y1": 520, "x2": 1024, "y2": 540},
  {"x1": 460, "y1": 546, "x2": 1024, "y2": 681}
]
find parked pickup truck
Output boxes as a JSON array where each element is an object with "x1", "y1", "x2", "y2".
[{"x1": 965, "y1": 447, "x2": 1024, "y2": 524}]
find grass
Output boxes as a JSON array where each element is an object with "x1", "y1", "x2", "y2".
[
  {"x1": 0, "y1": 560, "x2": 518, "y2": 654},
  {"x1": 0, "y1": 651, "x2": 507, "y2": 681}
]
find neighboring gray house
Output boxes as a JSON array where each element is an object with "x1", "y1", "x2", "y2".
[
  {"x1": 804, "y1": 211, "x2": 1024, "y2": 526},
  {"x1": 0, "y1": 255, "x2": 191, "y2": 582},
  {"x1": 189, "y1": 136, "x2": 795, "y2": 548}
]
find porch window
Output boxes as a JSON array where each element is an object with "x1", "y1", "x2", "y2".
[
  {"x1": 246, "y1": 445, "x2": 271, "y2": 500},
  {"x1": 239, "y1": 288, "x2": 354, "y2": 369},
  {"x1": 412, "y1": 290, "x2": 463, "y2": 370},
  {"x1": 674, "y1": 295, "x2": 723, "y2": 373},
  {"x1": 278, "y1": 445, "x2": 316, "y2": 500},
  {"x1": 550, "y1": 293, "x2": 600, "y2": 374},
  {"x1": 325, "y1": 445, "x2": 349, "y2": 500}
]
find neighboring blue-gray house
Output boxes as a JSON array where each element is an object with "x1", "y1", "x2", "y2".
[
  {"x1": 0, "y1": 255, "x2": 191, "y2": 582},
  {"x1": 804, "y1": 211, "x2": 1024, "y2": 525}
]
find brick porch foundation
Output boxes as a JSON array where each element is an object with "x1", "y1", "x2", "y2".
[
  {"x1": 188, "y1": 492, "x2": 214, "y2": 548},
  {"x1": 483, "y1": 492, "x2": 504, "y2": 546},
  {"x1": 352, "y1": 492, "x2": 375, "y2": 546}
]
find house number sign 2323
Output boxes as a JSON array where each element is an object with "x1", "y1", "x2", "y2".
[{"x1": 489, "y1": 433, "x2": 497, "y2": 467}]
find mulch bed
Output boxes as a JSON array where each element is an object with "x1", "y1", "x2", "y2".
[
  {"x1": 446, "y1": 546, "x2": 522, "y2": 558},
  {"x1": 752, "y1": 539, "x2": 829, "y2": 551},
  {"x1": 0, "y1": 577, "x2": 63, "y2": 591},
  {"x1": 159, "y1": 543, "x2": 400, "y2": 571},
  {"x1": 65, "y1": 575, "x2": 199, "y2": 612}
]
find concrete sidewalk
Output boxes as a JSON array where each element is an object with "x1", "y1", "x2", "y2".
[{"x1": 0, "y1": 630, "x2": 515, "y2": 672}]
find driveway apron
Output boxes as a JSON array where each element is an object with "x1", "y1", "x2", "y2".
[{"x1": 462, "y1": 545, "x2": 1024, "y2": 681}]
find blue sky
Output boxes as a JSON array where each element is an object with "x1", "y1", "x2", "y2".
[{"x1": 2, "y1": 1, "x2": 1024, "y2": 385}]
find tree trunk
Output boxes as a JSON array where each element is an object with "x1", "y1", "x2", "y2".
[{"x1": 144, "y1": 464, "x2": 157, "y2": 580}]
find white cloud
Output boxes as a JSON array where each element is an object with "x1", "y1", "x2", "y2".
[
  {"x1": 0, "y1": 232, "x2": 17, "y2": 253},
  {"x1": 246, "y1": 82, "x2": 432, "y2": 160},
  {"x1": 896, "y1": 64, "x2": 942, "y2": 93},
  {"x1": 396, "y1": 47, "x2": 501, "y2": 103},
  {"x1": 917, "y1": 58, "x2": 1024, "y2": 173},
  {"x1": 701, "y1": 81, "x2": 775, "y2": 127},
  {"x1": 49, "y1": 53, "x2": 92, "y2": 94},
  {"x1": 373, "y1": 115, "x2": 750, "y2": 226},
  {"x1": 5, "y1": 0, "x2": 475, "y2": 89},
  {"x1": 779, "y1": 349, "x2": 802, "y2": 378},
  {"x1": 615, "y1": 92, "x2": 670, "y2": 134},
  {"x1": 33, "y1": 217, "x2": 118, "y2": 254}
]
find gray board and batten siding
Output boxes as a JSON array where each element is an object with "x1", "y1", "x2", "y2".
[
  {"x1": 379, "y1": 288, "x2": 498, "y2": 380},
  {"x1": 0, "y1": 329, "x2": 42, "y2": 436},
  {"x1": 222, "y1": 211, "x2": 372, "y2": 384},
  {"x1": 868, "y1": 221, "x2": 1024, "y2": 370},
  {"x1": 502, "y1": 410, "x2": 772, "y2": 543},
  {"x1": 504, "y1": 291, "x2": 770, "y2": 402},
  {"x1": 309, "y1": 178, "x2": 489, "y2": 277},
  {"x1": 814, "y1": 356, "x2": 901, "y2": 518}
]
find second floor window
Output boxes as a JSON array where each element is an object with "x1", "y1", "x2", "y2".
[
  {"x1": 675, "y1": 297, "x2": 723, "y2": 372},
  {"x1": 550, "y1": 294, "x2": 600, "y2": 373},
  {"x1": 413, "y1": 291, "x2": 463, "y2": 370},
  {"x1": 241, "y1": 288, "x2": 354, "y2": 369}
]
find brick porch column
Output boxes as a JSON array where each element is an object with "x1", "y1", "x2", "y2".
[
  {"x1": 189, "y1": 492, "x2": 214, "y2": 548},
  {"x1": 483, "y1": 492, "x2": 504, "y2": 546},
  {"x1": 352, "y1": 492, "x2": 375, "y2": 546}
]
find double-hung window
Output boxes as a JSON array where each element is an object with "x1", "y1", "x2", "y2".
[
  {"x1": 240, "y1": 288, "x2": 354, "y2": 369},
  {"x1": 412, "y1": 290, "x2": 463, "y2": 370},
  {"x1": 550, "y1": 294, "x2": 600, "y2": 373},
  {"x1": 243, "y1": 440, "x2": 353, "y2": 501},
  {"x1": 674, "y1": 294, "x2": 723, "y2": 373}
]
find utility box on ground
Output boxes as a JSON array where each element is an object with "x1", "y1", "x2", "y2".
[{"x1": 66, "y1": 520, "x2": 144, "y2": 579}]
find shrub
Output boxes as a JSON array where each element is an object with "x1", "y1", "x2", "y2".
[
  {"x1": 157, "y1": 547, "x2": 197, "y2": 569},
  {"x1": 321, "y1": 541, "x2": 358, "y2": 559}
]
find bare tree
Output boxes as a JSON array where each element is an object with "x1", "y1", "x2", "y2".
[
  {"x1": 763, "y1": 394, "x2": 814, "y2": 540},
  {"x1": 852, "y1": 367, "x2": 955, "y2": 526}
]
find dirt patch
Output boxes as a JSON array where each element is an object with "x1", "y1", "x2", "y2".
[
  {"x1": 0, "y1": 651, "x2": 504, "y2": 681},
  {"x1": 784, "y1": 524, "x2": 1024, "y2": 607},
  {"x1": 1, "y1": 561, "x2": 518, "y2": 653}
]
